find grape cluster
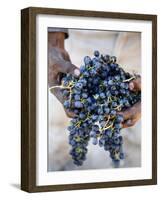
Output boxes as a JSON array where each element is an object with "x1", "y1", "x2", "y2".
[{"x1": 55, "y1": 51, "x2": 141, "y2": 167}]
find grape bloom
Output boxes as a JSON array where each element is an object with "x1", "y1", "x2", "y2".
[{"x1": 50, "y1": 51, "x2": 141, "y2": 167}]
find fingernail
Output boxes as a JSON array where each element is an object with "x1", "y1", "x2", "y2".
[
  {"x1": 126, "y1": 120, "x2": 132, "y2": 125},
  {"x1": 129, "y1": 82, "x2": 134, "y2": 90},
  {"x1": 126, "y1": 119, "x2": 131, "y2": 123},
  {"x1": 74, "y1": 69, "x2": 80, "y2": 76}
]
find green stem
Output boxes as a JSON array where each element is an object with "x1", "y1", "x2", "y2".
[{"x1": 123, "y1": 76, "x2": 135, "y2": 82}]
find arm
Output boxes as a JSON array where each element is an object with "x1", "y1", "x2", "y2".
[{"x1": 48, "y1": 30, "x2": 80, "y2": 117}]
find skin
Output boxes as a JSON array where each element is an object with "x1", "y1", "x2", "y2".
[
  {"x1": 119, "y1": 76, "x2": 141, "y2": 128},
  {"x1": 48, "y1": 32, "x2": 141, "y2": 127},
  {"x1": 48, "y1": 32, "x2": 80, "y2": 117}
]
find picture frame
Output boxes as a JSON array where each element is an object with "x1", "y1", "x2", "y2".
[{"x1": 21, "y1": 7, "x2": 157, "y2": 192}]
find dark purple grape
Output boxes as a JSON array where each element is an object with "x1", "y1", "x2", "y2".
[
  {"x1": 61, "y1": 51, "x2": 141, "y2": 166},
  {"x1": 94, "y1": 50, "x2": 100, "y2": 57}
]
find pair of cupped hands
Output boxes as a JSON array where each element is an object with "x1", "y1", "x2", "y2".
[{"x1": 49, "y1": 32, "x2": 141, "y2": 129}]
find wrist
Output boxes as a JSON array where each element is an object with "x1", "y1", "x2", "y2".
[{"x1": 48, "y1": 32, "x2": 65, "y2": 49}]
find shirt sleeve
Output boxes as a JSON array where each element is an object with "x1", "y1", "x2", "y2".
[{"x1": 48, "y1": 27, "x2": 69, "y2": 39}]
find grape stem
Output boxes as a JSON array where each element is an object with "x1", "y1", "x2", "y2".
[
  {"x1": 100, "y1": 116, "x2": 113, "y2": 132},
  {"x1": 49, "y1": 81, "x2": 76, "y2": 103},
  {"x1": 114, "y1": 104, "x2": 122, "y2": 111},
  {"x1": 123, "y1": 76, "x2": 135, "y2": 82},
  {"x1": 103, "y1": 116, "x2": 110, "y2": 129},
  {"x1": 107, "y1": 96, "x2": 112, "y2": 103},
  {"x1": 76, "y1": 121, "x2": 82, "y2": 128},
  {"x1": 49, "y1": 85, "x2": 71, "y2": 90},
  {"x1": 103, "y1": 123, "x2": 113, "y2": 130},
  {"x1": 76, "y1": 112, "x2": 91, "y2": 128}
]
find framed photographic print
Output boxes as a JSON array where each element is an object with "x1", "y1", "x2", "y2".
[{"x1": 21, "y1": 7, "x2": 157, "y2": 192}]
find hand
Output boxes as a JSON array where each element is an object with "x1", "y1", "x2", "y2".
[
  {"x1": 119, "y1": 76, "x2": 141, "y2": 128},
  {"x1": 48, "y1": 32, "x2": 80, "y2": 117}
]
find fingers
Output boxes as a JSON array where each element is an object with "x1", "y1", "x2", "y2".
[
  {"x1": 50, "y1": 87, "x2": 75, "y2": 118},
  {"x1": 50, "y1": 87, "x2": 64, "y2": 104},
  {"x1": 65, "y1": 110, "x2": 75, "y2": 118},
  {"x1": 55, "y1": 60, "x2": 80, "y2": 77},
  {"x1": 119, "y1": 104, "x2": 139, "y2": 121},
  {"x1": 117, "y1": 109, "x2": 134, "y2": 128},
  {"x1": 119, "y1": 101, "x2": 141, "y2": 128},
  {"x1": 49, "y1": 47, "x2": 80, "y2": 80},
  {"x1": 49, "y1": 61, "x2": 80, "y2": 87},
  {"x1": 122, "y1": 119, "x2": 136, "y2": 128},
  {"x1": 118, "y1": 76, "x2": 141, "y2": 129},
  {"x1": 118, "y1": 109, "x2": 132, "y2": 121},
  {"x1": 129, "y1": 76, "x2": 141, "y2": 92}
]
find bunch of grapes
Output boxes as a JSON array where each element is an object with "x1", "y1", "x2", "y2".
[{"x1": 52, "y1": 50, "x2": 141, "y2": 167}]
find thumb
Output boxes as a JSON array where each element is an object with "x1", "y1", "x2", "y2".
[
  {"x1": 56, "y1": 60, "x2": 80, "y2": 77},
  {"x1": 129, "y1": 77, "x2": 141, "y2": 91},
  {"x1": 118, "y1": 109, "x2": 132, "y2": 121},
  {"x1": 122, "y1": 119, "x2": 135, "y2": 128}
]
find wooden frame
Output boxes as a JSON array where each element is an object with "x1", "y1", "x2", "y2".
[{"x1": 21, "y1": 7, "x2": 157, "y2": 192}]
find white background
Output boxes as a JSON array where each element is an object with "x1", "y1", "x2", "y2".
[{"x1": 0, "y1": 0, "x2": 160, "y2": 199}]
